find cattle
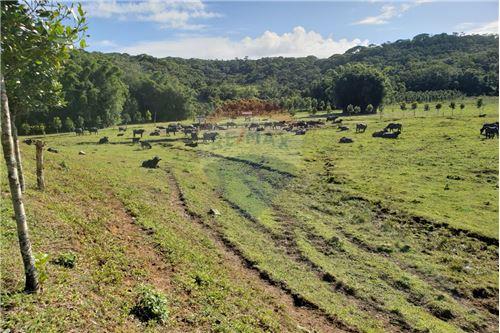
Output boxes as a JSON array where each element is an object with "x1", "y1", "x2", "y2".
[
  {"x1": 339, "y1": 137, "x2": 353, "y2": 143},
  {"x1": 98, "y1": 137, "x2": 109, "y2": 144},
  {"x1": 356, "y1": 123, "x2": 367, "y2": 133},
  {"x1": 47, "y1": 147, "x2": 59, "y2": 153},
  {"x1": 166, "y1": 125, "x2": 178, "y2": 136},
  {"x1": 203, "y1": 132, "x2": 218, "y2": 142},
  {"x1": 88, "y1": 127, "x2": 99, "y2": 134},
  {"x1": 256, "y1": 126, "x2": 265, "y2": 132},
  {"x1": 332, "y1": 118, "x2": 343, "y2": 124},
  {"x1": 132, "y1": 137, "x2": 140, "y2": 144},
  {"x1": 338, "y1": 125, "x2": 349, "y2": 131},
  {"x1": 141, "y1": 141, "x2": 152, "y2": 149},
  {"x1": 117, "y1": 133, "x2": 124, "y2": 137},
  {"x1": 133, "y1": 129, "x2": 145, "y2": 138},
  {"x1": 226, "y1": 122, "x2": 237, "y2": 128},
  {"x1": 248, "y1": 123, "x2": 259, "y2": 131},
  {"x1": 75, "y1": 128, "x2": 84, "y2": 136},
  {"x1": 118, "y1": 126, "x2": 127, "y2": 132},
  {"x1": 295, "y1": 129, "x2": 307, "y2": 135},
  {"x1": 141, "y1": 156, "x2": 161, "y2": 169},
  {"x1": 381, "y1": 131, "x2": 401, "y2": 139},
  {"x1": 481, "y1": 122, "x2": 499, "y2": 139},
  {"x1": 23, "y1": 139, "x2": 34, "y2": 145},
  {"x1": 157, "y1": 126, "x2": 166, "y2": 130},
  {"x1": 326, "y1": 115, "x2": 338, "y2": 122},
  {"x1": 150, "y1": 130, "x2": 161, "y2": 136},
  {"x1": 190, "y1": 132, "x2": 199, "y2": 141},
  {"x1": 372, "y1": 130, "x2": 387, "y2": 137},
  {"x1": 384, "y1": 123, "x2": 402, "y2": 132}
]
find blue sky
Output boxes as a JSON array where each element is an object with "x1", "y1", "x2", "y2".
[{"x1": 82, "y1": 1, "x2": 499, "y2": 59}]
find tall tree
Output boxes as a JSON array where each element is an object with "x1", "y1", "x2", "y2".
[{"x1": 0, "y1": 0, "x2": 86, "y2": 293}]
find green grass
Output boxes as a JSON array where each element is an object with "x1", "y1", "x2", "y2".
[{"x1": 1, "y1": 97, "x2": 498, "y2": 332}]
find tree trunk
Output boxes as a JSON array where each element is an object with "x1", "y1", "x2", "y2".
[
  {"x1": 0, "y1": 75, "x2": 39, "y2": 293},
  {"x1": 35, "y1": 140, "x2": 45, "y2": 191},
  {"x1": 11, "y1": 121, "x2": 26, "y2": 192}
]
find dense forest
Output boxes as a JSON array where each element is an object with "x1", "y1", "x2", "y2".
[{"x1": 14, "y1": 33, "x2": 499, "y2": 134}]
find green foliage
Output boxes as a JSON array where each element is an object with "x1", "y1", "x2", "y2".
[
  {"x1": 353, "y1": 106, "x2": 361, "y2": 114},
  {"x1": 366, "y1": 104, "x2": 374, "y2": 113},
  {"x1": 131, "y1": 284, "x2": 169, "y2": 323},
  {"x1": 20, "y1": 123, "x2": 31, "y2": 135},
  {"x1": 346, "y1": 104, "x2": 354, "y2": 115},
  {"x1": 145, "y1": 110, "x2": 152, "y2": 122},
  {"x1": 52, "y1": 117, "x2": 62, "y2": 133},
  {"x1": 34, "y1": 253, "x2": 50, "y2": 285},
  {"x1": 328, "y1": 63, "x2": 388, "y2": 111},
  {"x1": 64, "y1": 117, "x2": 75, "y2": 132},
  {"x1": 76, "y1": 116, "x2": 85, "y2": 128},
  {"x1": 52, "y1": 252, "x2": 76, "y2": 268}
]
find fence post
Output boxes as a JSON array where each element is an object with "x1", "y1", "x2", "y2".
[{"x1": 35, "y1": 140, "x2": 45, "y2": 191}]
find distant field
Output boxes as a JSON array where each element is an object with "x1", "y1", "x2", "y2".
[{"x1": 1, "y1": 97, "x2": 498, "y2": 332}]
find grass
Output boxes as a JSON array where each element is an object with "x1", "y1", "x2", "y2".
[{"x1": 1, "y1": 97, "x2": 498, "y2": 332}]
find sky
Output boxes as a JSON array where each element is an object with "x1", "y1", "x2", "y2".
[{"x1": 81, "y1": 0, "x2": 499, "y2": 59}]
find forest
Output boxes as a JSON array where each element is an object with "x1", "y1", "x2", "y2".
[{"x1": 11, "y1": 33, "x2": 499, "y2": 133}]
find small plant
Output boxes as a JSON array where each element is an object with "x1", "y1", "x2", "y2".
[
  {"x1": 131, "y1": 284, "x2": 169, "y2": 323},
  {"x1": 34, "y1": 253, "x2": 50, "y2": 285},
  {"x1": 52, "y1": 252, "x2": 77, "y2": 268}
]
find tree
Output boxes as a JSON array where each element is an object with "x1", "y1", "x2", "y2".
[
  {"x1": 449, "y1": 101, "x2": 456, "y2": 117},
  {"x1": 64, "y1": 117, "x2": 75, "y2": 132},
  {"x1": 328, "y1": 63, "x2": 388, "y2": 112},
  {"x1": 75, "y1": 116, "x2": 85, "y2": 129},
  {"x1": 476, "y1": 98, "x2": 484, "y2": 116},
  {"x1": 0, "y1": 1, "x2": 86, "y2": 293},
  {"x1": 145, "y1": 110, "x2": 152, "y2": 123},
  {"x1": 52, "y1": 117, "x2": 62, "y2": 133},
  {"x1": 366, "y1": 104, "x2": 374, "y2": 114},
  {"x1": 378, "y1": 104, "x2": 384, "y2": 120},
  {"x1": 95, "y1": 116, "x2": 103, "y2": 128},
  {"x1": 354, "y1": 106, "x2": 361, "y2": 114},
  {"x1": 460, "y1": 103, "x2": 465, "y2": 112},
  {"x1": 411, "y1": 102, "x2": 418, "y2": 117},
  {"x1": 21, "y1": 123, "x2": 31, "y2": 135},
  {"x1": 134, "y1": 111, "x2": 144, "y2": 124},
  {"x1": 435, "y1": 103, "x2": 443, "y2": 116},
  {"x1": 121, "y1": 113, "x2": 131, "y2": 125},
  {"x1": 346, "y1": 104, "x2": 354, "y2": 116}
]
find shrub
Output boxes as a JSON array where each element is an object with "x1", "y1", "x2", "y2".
[
  {"x1": 131, "y1": 284, "x2": 169, "y2": 323},
  {"x1": 52, "y1": 252, "x2": 76, "y2": 268},
  {"x1": 34, "y1": 253, "x2": 50, "y2": 285}
]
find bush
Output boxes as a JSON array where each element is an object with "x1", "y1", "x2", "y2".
[
  {"x1": 34, "y1": 253, "x2": 50, "y2": 285},
  {"x1": 52, "y1": 252, "x2": 76, "y2": 268},
  {"x1": 131, "y1": 284, "x2": 169, "y2": 323}
]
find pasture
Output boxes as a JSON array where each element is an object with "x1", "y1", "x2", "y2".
[{"x1": 1, "y1": 98, "x2": 498, "y2": 332}]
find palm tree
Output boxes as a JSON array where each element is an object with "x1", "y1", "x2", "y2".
[
  {"x1": 449, "y1": 102, "x2": 456, "y2": 117},
  {"x1": 476, "y1": 98, "x2": 484, "y2": 116},
  {"x1": 411, "y1": 102, "x2": 418, "y2": 117}
]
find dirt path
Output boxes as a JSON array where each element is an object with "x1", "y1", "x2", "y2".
[{"x1": 165, "y1": 170, "x2": 347, "y2": 333}]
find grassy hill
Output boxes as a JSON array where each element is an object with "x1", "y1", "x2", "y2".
[{"x1": 1, "y1": 97, "x2": 498, "y2": 332}]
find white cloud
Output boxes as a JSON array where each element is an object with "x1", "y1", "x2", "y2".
[
  {"x1": 91, "y1": 39, "x2": 118, "y2": 48},
  {"x1": 117, "y1": 26, "x2": 369, "y2": 59},
  {"x1": 354, "y1": 1, "x2": 427, "y2": 25},
  {"x1": 83, "y1": 0, "x2": 220, "y2": 30},
  {"x1": 462, "y1": 20, "x2": 499, "y2": 35}
]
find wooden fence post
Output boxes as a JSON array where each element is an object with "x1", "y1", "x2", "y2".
[{"x1": 35, "y1": 140, "x2": 45, "y2": 191}]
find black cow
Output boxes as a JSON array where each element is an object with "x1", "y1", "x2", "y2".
[
  {"x1": 23, "y1": 139, "x2": 34, "y2": 145},
  {"x1": 166, "y1": 126, "x2": 178, "y2": 136},
  {"x1": 339, "y1": 137, "x2": 353, "y2": 143},
  {"x1": 75, "y1": 128, "x2": 84, "y2": 136},
  {"x1": 47, "y1": 147, "x2": 59, "y2": 153},
  {"x1": 141, "y1": 156, "x2": 161, "y2": 168},
  {"x1": 480, "y1": 122, "x2": 499, "y2": 138},
  {"x1": 372, "y1": 130, "x2": 387, "y2": 137},
  {"x1": 117, "y1": 133, "x2": 124, "y2": 137},
  {"x1": 384, "y1": 123, "x2": 402, "y2": 132},
  {"x1": 88, "y1": 127, "x2": 99, "y2": 134},
  {"x1": 133, "y1": 129, "x2": 145, "y2": 138},
  {"x1": 98, "y1": 137, "x2": 109, "y2": 144},
  {"x1": 141, "y1": 141, "x2": 152, "y2": 149},
  {"x1": 118, "y1": 126, "x2": 127, "y2": 132},
  {"x1": 203, "y1": 132, "x2": 218, "y2": 142},
  {"x1": 150, "y1": 130, "x2": 161, "y2": 136},
  {"x1": 338, "y1": 125, "x2": 349, "y2": 131},
  {"x1": 381, "y1": 131, "x2": 401, "y2": 139},
  {"x1": 132, "y1": 137, "x2": 140, "y2": 144},
  {"x1": 356, "y1": 123, "x2": 367, "y2": 133}
]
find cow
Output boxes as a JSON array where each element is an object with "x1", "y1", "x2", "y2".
[
  {"x1": 356, "y1": 123, "x2": 367, "y2": 133},
  {"x1": 338, "y1": 125, "x2": 349, "y2": 132},
  {"x1": 141, "y1": 156, "x2": 161, "y2": 169},
  {"x1": 150, "y1": 130, "x2": 161, "y2": 136},
  {"x1": 75, "y1": 128, "x2": 84, "y2": 136},
  {"x1": 339, "y1": 137, "x2": 353, "y2": 143},
  {"x1": 372, "y1": 130, "x2": 387, "y2": 137},
  {"x1": 248, "y1": 123, "x2": 259, "y2": 131},
  {"x1": 166, "y1": 125, "x2": 178, "y2": 136},
  {"x1": 295, "y1": 129, "x2": 307, "y2": 135},
  {"x1": 133, "y1": 129, "x2": 145, "y2": 138},
  {"x1": 132, "y1": 137, "x2": 140, "y2": 144},
  {"x1": 141, "y1": 141, "x2": 152, "y2": 149},
  {"x1": 118, "y1": 126, "x2": 127, "y2": 132},
  {"x1": 381, "y1": 131, "x2": 401, "y2": 139},
  {"x1": 384, "y1": 123, "x2": 402, "y2": 132},
  {"x1": 23, "y1": 139, "x2": 34, "y2": 145},
  {"x1": 326, "y1": 115, "x2": 338, "y2": 122},
  {"x1": 203, "y1": 132, "x2": 218, "y2": 142},
  {"x1": 332, "y1": 118, "x2": 343, "y2": 124},
  {"x1": 479, "y1": 121, "x2": 498, "y2": 139},
  {"x1": 190, "y1": 132, "x2": 199, "y2": 141},
  {"x1": 117, "y1": 133, "x2": 124, "y2": 137},
  {"x1": 88, "y1": 127, "x2": 99, "y2": 135},
  {"x1": 98, "y1": 137, "x2": 109, "y2": 144},
  {"x1": 47, "y1": 147, "x2": 59, "y2": 153}
]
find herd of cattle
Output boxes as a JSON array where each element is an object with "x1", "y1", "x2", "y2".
[{"x1": 70, "y1": 115, "x2": 499, "y2": 149}]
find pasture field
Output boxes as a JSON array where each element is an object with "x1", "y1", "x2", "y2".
[{"x1": 1, "y1": 97, "x2": 498, "y2": 332}]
